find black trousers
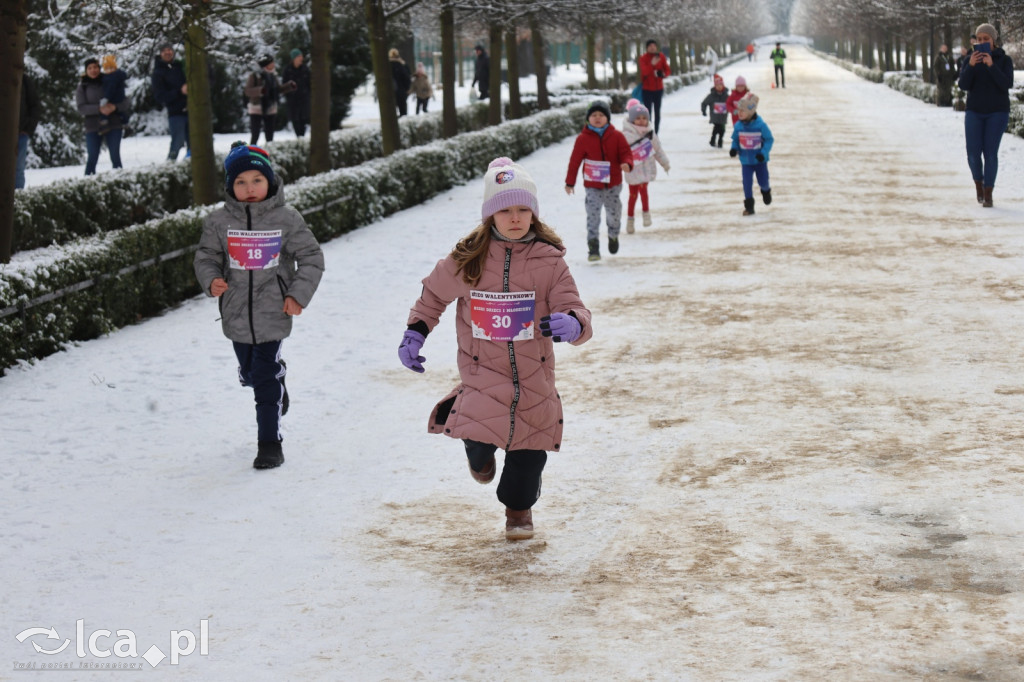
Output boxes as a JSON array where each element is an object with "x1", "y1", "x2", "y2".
[
  {"x1": 416, "y1": 97, "x2": 429, "y2": 114},
  {"x1": 464, "y1": 439, "x2": 547, "y2": 511},
  {"x1": 774, "y1": 64, "x2": 785, "y2": 87},
  {"x1": 249, "y1": 114, "x2": 274, "y2": 145},
  {"x1": 710, "y1": 123, "x2": 725, "y2": 145}
]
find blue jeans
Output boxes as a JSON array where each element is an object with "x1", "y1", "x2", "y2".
[
  {"x1": 233, "y1": 340, "x2": 286, "y2": 444},
  {"x1": 641, "y1": 88, "x2": 664, "y2": 133},
  {"x1": 741, "y1": 163, "x2": 771, "y2": 198},
  {"x1": 167, "y1": 114, "x2": 189, "y2": 161},
  {"x1": 16, "y1": 133, "x2": 29, "y2": 189},
  {"x1": 964, "y1": 110, "x2": 1009, "y2": 187},
  {"x1": 84, "y1": 128, "x2": 123, "y2": 175}
]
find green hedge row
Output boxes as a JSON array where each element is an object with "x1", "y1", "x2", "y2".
[{"x1": 0, "y1": 101, "x2": 590, "y2": 372}]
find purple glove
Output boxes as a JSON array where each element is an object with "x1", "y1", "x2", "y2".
[
  {"x1": 539, "y1": 313, "x2": 581, "y2": 343},
  {"x1": 398, "y1": 330, "x2": 426, "y2": 373}
]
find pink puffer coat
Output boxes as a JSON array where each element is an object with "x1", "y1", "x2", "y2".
[{"x1": 408, "y1": 237, "x2": 592, "y2": 452}]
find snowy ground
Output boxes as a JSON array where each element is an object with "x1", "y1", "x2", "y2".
[
  {"x1": 19, "y1": 64, "x2": 608, "y2": 188},
  {"x1": 4, "y1": 46, "x2": 1024, "y2": 680}
]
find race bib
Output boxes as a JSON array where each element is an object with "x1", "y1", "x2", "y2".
[
  {"x1": 631, "y1": 138, "x2": 653, "y2": 163},
  {"x1": 713, "y1": 102, "x2": 727, "y2": 114},
  {"x1": 227, "y1": 230, "x2": 282, "y2": 270},
  {"x1": 582, "y1": 159, "x2": 612, "y2": 183},
  {"x1": 738, "y1": 131, "x2": 762, "y2": 150},
  {"x1": 470, "y1": 291, "x2": 536, "y2": 342}
]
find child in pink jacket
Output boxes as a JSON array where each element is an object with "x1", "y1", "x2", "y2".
[{"x1": 398, "y1": 157, "x2": 593, "y2": 540}]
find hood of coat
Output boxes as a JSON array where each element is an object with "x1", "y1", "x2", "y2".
[
  {"x1": 487, "y1": 233, "x2": 566, "y2": 261},
  {"x1": 622, "y1": 120, "x2": 652, "y2": 138},
  {"x1": 153, "y1": 55, "x2": 181, "y2": 70},
  {"x1": 222, "y1": 182, "x2": 286, "y2": 220}
]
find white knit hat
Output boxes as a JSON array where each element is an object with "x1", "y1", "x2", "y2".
[
  {"x1": 481, "y1": 157, "x2": 539, "y2": 220},
  {"x1": 736, "y1": 92, "x2": 759, "y2": 114}
]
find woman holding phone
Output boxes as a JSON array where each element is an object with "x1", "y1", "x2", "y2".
[{"x1": 958, "y1": 23, "x2": 1014, "y2": 207}]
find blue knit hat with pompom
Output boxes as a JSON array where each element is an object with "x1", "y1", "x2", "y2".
[{"x1": 224, "y1": 141, "x2": 274, "y2": 198}]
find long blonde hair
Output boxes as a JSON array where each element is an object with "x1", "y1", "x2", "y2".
[{"x1": 452, "y1": 216, "x2": 564, "y2": 286}]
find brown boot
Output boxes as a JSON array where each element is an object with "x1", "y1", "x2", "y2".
[
  {"x1": 983, "y1": 186, "x2": 993, "y2": 208},
  {"x1": 505, "y1": 507, "x2": 534, "y2": 540},
  {"x1": 468, "y1": 455, "x2": 495, "y2": 484},
  {"x1": 974, "y1": 180, "x2": 985, "y2": 204}
]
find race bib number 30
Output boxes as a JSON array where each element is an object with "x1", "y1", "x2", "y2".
[
  {"x1": 228, "y1": 230, "x2": 282, "y2": 270},
  {"x1": 582, "y1": 159, "x2": 612, "y2": 183},
  {"x1": 632, "y1": 138, "x2": 653, "y2": 163},
  {"x1": 470, "y1": 291, "x2": 536, "y2": 342},
  {"x1": 738, "y1": 131, "x2": 763, "y2": 150}
]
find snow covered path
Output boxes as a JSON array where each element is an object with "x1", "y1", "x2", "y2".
[{"x1": 4, "y1": 46, "x2": 1024, "y2": 680}]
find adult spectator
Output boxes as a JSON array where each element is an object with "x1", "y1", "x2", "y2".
[
  {"x1": 245, "y1": 55, "x2": 282, "y2": 145},
  {"x1": 638, "y1": 39, "x2": 671, "y2": 134},
  {"x1": 958, "y1": 23, "x2": 1014, "y2": 207},
  {"x1": 746, "y1": 43, "x2": 755, "y2": 62},
  {"x1": 16, "y1": 72, "x2": 40, "y2": 190},
  {"x1": 76, "y1": 58, "x2": 128, "y2": 175},
  {"x1": 956, "y1": 45, "x2": 971, "y2": 74},
  {"x1": 933, "y1": 44, "x2": 956, "y2": 107},
  {"x1": 282, "y1": 48, "x2": 311, "y2": 137},
  {"x1": 388, "y1": 48, "x2": 411, "y2": 117},
  {"x1": 704, "y1": 46, "x2": 719, "y2": 82},
  {"x1": 151, "y1": 43, "x2": 189, "y2": 161},
  {"x1": 770, "y1": 42, "x2": 786, "y2": 88},
  {"x1": 471, "y1": 44, "x2": 490, "y2": 100}
]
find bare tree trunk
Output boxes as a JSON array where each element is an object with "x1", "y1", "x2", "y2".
[
  {"x1": 585, "y1": 31, "x2": 596, "y2": 89},
  {"x1": 619, "y1": 40, "x2": 629, "y2": 87},
  {"x1": 505, "y1": 28, "x2": 521, "y2": 119},
  {"x1": 309, "y1": 0, "x2": 331, "y2": 173},
  {"x1": 0, "y1": 0, "x2": 27, "y2": 262},
  {"x1": 441, "y1": 5, "x2": 456, "y2": 137},
  {"x1": 184, "y1": 4, "x2": 216, "y2": 206},
  {"x1": 530, "y1": 20, "x2": 549, "y2": 110},
  {"x1": 922, "y1": 36, "x2": 932, "y2": 83},
  {"x1": 609, "y1": 40, "x2": 618, "y2": 89},
  {"x1": 487, "y1": 23, "x2": 502, "y2": 126},
  {"x1": 365, "y1": 0, "x2": 400, "y2": 155}
]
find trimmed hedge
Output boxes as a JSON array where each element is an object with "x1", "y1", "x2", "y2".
[{"x1": 0, "y1": 102, "x2": 590, "y2": 372}]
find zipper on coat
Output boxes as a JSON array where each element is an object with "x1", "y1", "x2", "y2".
[
  {"x1": 503, "y1": 247, "x2": 521, "y2": 451},
  {"x1": 245, "y1": 205, "x2": 257, "y2": 346}
]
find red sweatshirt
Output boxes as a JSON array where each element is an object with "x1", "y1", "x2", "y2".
[
  {"x1": 638, "y1": 52, "x2": 671, "y2": 91},
  {"x1": 565, "y1": 124, "x2": 633, "y2": 189}
]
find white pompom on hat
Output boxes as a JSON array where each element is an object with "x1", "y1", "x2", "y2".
[{"x1": 481, "y1": 157, "x2": 539, "y2": 221}]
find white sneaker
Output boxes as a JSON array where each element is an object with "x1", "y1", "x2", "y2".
[
  {"x1": 626, "y1": 216, "x2": 635, "y2": 234},
  {"x1": 642, "y1": 212, "x2": 652, "y2": 227}
]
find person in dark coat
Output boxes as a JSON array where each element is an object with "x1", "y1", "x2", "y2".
[
  {"x1": 16, "y1": 72, "x2": 40, "y2": 189},
  {"x1": 472, "y1": 44, "x2": 490, "y2": 100},
  {"x1": 245, "y1": 55, "x2": 283, "y2": 145},
  {"x1": 957, "y1": 23, "x2": 1014, "y2": 207},
  {"x1": 77, "y1": 58, "x2": 129, "y2": 175},
  {"x1": 389, "y1": 48, "x2": 411, "y2": 117},
  {"x1": 933, "y1": 44, "x2": 957, "y2": 107},
  {"x1": 282, "y1": 48, "x2": 311, "y2": 137},
  {"x1": 151, "y1": 44, "x2": 189, "y2": 161}
]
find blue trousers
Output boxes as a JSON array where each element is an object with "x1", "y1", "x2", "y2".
[
  {"x1": 84, "y1": 129, "x2": 123, "y2": 175},
  {"x1": 964, "y1": 110, "x2": 1009, "y2": 187},
  {"x1": 742, "y1": 163, "x2": 771, "y2": 199},
  {"x1": 167, "y1": 114, "x2": 189, "y2": 161},
  {"x1": 641, "y1": 88, "x2": 664, "y2": 133},
  {"x1": 233, "y1": 340, "x2": 286, "y2": 444},
  {"x1": 16, "y1": 133, "x2": 28, "y2": 189}
]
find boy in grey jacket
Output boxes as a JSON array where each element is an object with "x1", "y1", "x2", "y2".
[{"x1": 194, "y1": 142, "x2": 325, "y2": 469}]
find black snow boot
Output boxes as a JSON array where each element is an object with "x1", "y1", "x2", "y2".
[
  {"x1": 761, "y1": 189, "x2": 772, "y2": 205},
  {"x1": 587, "y1": 238, "x2": 601, "y2": 262},
  {"x1": 254, "y1": 441, "x2": 284, "y2": 469},
  {"x1": 608, "y1": 236, "x2": 619, "y2": 254},
  {"x1": 743, "y1": 198, "x2": 755, "y2": 216}
]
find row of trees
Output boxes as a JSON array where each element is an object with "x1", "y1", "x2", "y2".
[
  {"x1": 1, "y1": 0, "x2": 780, "y2": 262},
  {"x1": 792, "y1": 0, "x2": 1023, "y2": 82}
]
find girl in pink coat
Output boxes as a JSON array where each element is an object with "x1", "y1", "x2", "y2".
[{"x1": 398, "y1": 157, "x2": 593, "y2": 540}]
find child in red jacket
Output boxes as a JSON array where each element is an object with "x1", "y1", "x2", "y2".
[
  {"x1": 564, "y1": 101, "x2": 633, "y2": 262},
  {"x1": 726, "y1": 76, "x2": 750, "y2": 125}
]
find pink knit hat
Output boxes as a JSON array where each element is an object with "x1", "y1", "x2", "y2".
[
  {"x1": 735, "y1": 75, "x2": 747, "y2": 87},
  {"x1": 481, "y1": 157, "x2": 539, "y2": 220}
]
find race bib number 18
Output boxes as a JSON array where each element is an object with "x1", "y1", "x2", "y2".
[
  {"x1": 470, "y1": 291, "x2": 536, "y2": 342},
  {"x1": 228, "y1": 230, "x2": 282, "y2": 270}
]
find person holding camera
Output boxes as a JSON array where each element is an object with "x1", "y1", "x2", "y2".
[
  {"x1": 638, "y1": 39, "x2": 671, "y2": 134},
  {"x1": 958, "y1": 23, "x2": 1014, "y2": 207}
]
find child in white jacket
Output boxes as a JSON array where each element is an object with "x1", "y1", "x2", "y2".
[{"x1": 622, "y1": 99, "x2": 670, "y2": 233}]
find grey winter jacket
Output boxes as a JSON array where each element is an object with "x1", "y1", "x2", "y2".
[
  {"x1": 194, "y1": 185, "x2": 325, "y2": 345},
  {"x1": 76, "y1": 76, "x2": 130, "y2": 134}
]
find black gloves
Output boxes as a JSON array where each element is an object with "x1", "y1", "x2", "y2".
[{"x1": 729, "y1": 148, "x2": 738, "y2": 157}]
